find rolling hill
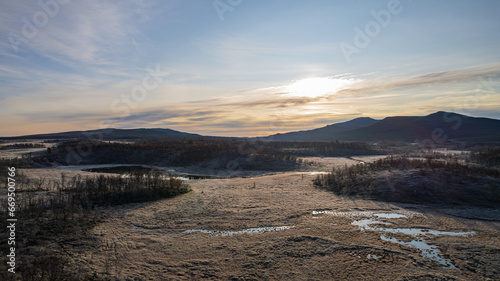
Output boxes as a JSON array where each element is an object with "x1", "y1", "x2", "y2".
[
  {"x1": 0, "y1": 128, "x2": 202, "y2": 140},
  {"x1": 3, "y1": 111, "x2": 499, "y2": 143},
  {"x1": 264, "y1": 111, "x2": 500, "y2": 142},
  {"x1": 263, "y1": 117, "x2": 380, "y2": 141}
]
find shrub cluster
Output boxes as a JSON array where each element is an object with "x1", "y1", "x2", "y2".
[
  {"x1": 14, "y1": 172, "x2": 190, "y2": 214},
  {"x1": 0, "y1": 143, "x2": 45, "y2": 150},
  {"x1": 263, "y1": 141, "x2": 379, "y2": 157},
  {"x1": 470, "y1": 147, "x2": 500, "y2": 167},
  {"x1": 314, "y1": 156, "x2": 500, "y2": 201},
  {"x1": 38, "y1": 139, "x2": 300, "y2": 171},
  {"x1": 0, "y1": 172, "x2": 190, "y2": 280},
  {"x1": 36, "y1": 139, "x2": 381, "y2": 167},
  {"x1": 0, "y1": 158, "x2": 34, "y2": 183}
]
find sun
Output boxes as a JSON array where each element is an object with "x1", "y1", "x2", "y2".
[{"x1": 284, "y1": 77, "x2": 359, "y2": 98}]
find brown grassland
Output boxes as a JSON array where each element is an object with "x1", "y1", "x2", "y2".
[{"x1": 0, "y1": 142, "x2": 499, "y2": 280}]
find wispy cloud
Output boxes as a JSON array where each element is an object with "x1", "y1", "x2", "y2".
[
  {"x1": 1, "y1": 0, "x2": 500, "y2": 137},
  {"x1": 0, "y1": 0, "x2": 156, "y2": 72},
  {"x1": 107, "y1": 64, "x2": 500, "y2": 135},
  {"x1": 335, "y1": 64, "x2": 500, "y2": 98}
]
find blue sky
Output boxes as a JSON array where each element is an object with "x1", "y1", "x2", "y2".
[{"x1": 1, "y1": 0, "x2": 499, "y2": 136}]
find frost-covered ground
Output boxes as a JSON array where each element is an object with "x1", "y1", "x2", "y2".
[{"x1": 3, "y1": 156, "x2": 499, "y2": 280}]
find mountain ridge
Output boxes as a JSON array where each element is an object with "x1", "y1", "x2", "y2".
[
  {"x1": 263, "y1": 111, "x2": 500, "y2": 142},
  {"x1": 263, "y1": 117, "x2": 380, "y2": 141},
  {"x1": 2, "y1": 111, "x2": 499, "y2": 143},
  {"x1": 0, "y1": 128, "x2": 203, "y2": 140}
]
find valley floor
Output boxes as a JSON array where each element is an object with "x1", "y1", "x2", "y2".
[{"x1": 27, "y1": 157, "x2": 498, "y2": 280}]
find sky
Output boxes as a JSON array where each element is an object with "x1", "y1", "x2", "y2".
[{"x1": 1, "y1": 0, "x2": 500, "y2": 137}]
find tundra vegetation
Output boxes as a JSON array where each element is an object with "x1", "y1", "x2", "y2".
[
  {"x1": 0, "y1": 139, "x2": 499, "y2": 280},
  {"x1": 314, "y1": 152, "x2": 500, "y2": 206},
  {"x1": 0, "y1": 167, "x2": 189, "y2": 280},
  {"x1": 0, "y1": 143, "x2": 45, "y2": 150}
]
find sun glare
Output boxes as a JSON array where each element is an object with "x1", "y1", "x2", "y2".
[{"x1": 284, "y1": 77, "x2": 359, "y2": 98}]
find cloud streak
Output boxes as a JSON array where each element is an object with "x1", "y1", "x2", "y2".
[
  {"x1": 1, "y1": 62, "x2": 499, "y2": 137},
  {"x1": 85, "y1": 64, "x2": 499, "y2": 136},
  {"x1": 335, "y1": 64, "x2": 500, "y2": 98}
]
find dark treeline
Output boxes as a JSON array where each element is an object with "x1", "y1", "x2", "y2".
[
  {"x1": 0, "y1": 157, "x2": 33, "y2": 183},
  {"x1": 260, "y1": 140, "x2": 379, "y2": 156},
  {"x1": 15, "y1": 172, "x2": 191, "y2": 210},
  {"x1": 314, "y1": 156, "x2": 500, "y2": 206},
  {"x1": 314, "y1": 156, "x2": 500, "y2": 188},
  {"x1": 46, "y1": 139, "x2": 295, "y2": 168},
  {"x1": 36, "y1": 139, "x2": 378, "y2": 168},
  {"x1": 0, "y1": 143, "x2": 45, "y2": 150},
  {"x1": 470, "y1": 147, "x2": 500, "y2": 167},
  {"x1": 0, "y1": 172, "x2": 189, "y2": 280},
  {"x1": 0, "y1": 157, "x2": 33, "y2": 169}
]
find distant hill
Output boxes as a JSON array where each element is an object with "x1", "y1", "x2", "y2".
[
  {"x1": 264, "y1": 117, "x2": 380, "y2": 141},
  {"x1": 264, "y1": 111, "x2": 500, "y2": 142},
  {"x1": 1, "y1": 128, "x2": 202, "y2": 140},
  {"x1": 3, "y1": 111, "x2": 499, "y2": 143}
]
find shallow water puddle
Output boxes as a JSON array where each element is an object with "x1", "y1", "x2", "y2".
[
  {"x1": 380, "y1": 235, "x2": 459, "y2": 269},
  {"x1": 366, "y1": 254, "x2": 382, "y2": 260},
  {"x1": 374, "y1": 213, "x2": 406, "y2": 219},
  {"x1": 313, "y1": 210, "x2": 475, "y2": 269},
  {"x1": 312, "y1": 210, "x2": 423, "y2": 218},
  {"x1": 121, "y1": 174, "x2": 191, "y2": 181},
  {"x1": 305, "y1": 171, "x2": 330, "y2": 175},
  {"x1": 133, "y1": 226, "x2": 152, "y2": 231},
  {"x1": 184, "y1": 226, "x2": 294, "y2": 237},
  {"x1": 294, "y1": 171, "x2": 330, "y2": 176},
  {"x1": 132, "y1": 225, "x2": 294, "y2": 237}
]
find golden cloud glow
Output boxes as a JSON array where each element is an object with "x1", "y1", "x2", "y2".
[
  {"x1": 284, "y1": 77, "x2": 362, "y2": 98},
  {"x1": 1, "y1": 66, "x2": 499, "y2": 137}
]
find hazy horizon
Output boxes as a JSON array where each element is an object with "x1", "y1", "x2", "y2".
[
  {"x1": 2, "y1": 109, "x2": 499, "y2": 138},
  {"x1": 1, "y1": 0, "x2": 500, "y2": 137}
]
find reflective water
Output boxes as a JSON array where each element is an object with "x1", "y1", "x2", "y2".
[
  {"x1": 351, "y1": 219, "x2": 390, "y2": 230},
  {"x1": 374, "y1": 213, "x2": 406, "y2": 219},
  {"x1": 380, "y1": 235, "x2": 458, "y2": 269},
  {"x1": 313, "y1": 210, "x2": 475, "y2": 269},
  {"x1": 312, "y1": 210, "x2": 423, "y2": 218},
  {"x1": 183, "y1": 226, "x2": 294, "y2": 237},
  {"x1": 133, "y1": 226, "x2": 153, "y2": 231},
  {"x1": 133, "y1": 224, "x2": 294, "y2": 237},
  {"x1": 366, "y1": 254, "x2": 382, "y2": 260}
]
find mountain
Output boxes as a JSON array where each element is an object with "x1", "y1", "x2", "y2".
[
  {"x1": 3, "y1": 111, "x2": 499, "y2": 143},
  {"x1": 1, "y1": 128, "x2": 202, "y2": 140},
  {"x1": 263, "y1": 117, "x2": 379, "y2": 141},
  {"x1": 263, "y1": 111, "x2": 500, "y2": 142}
]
